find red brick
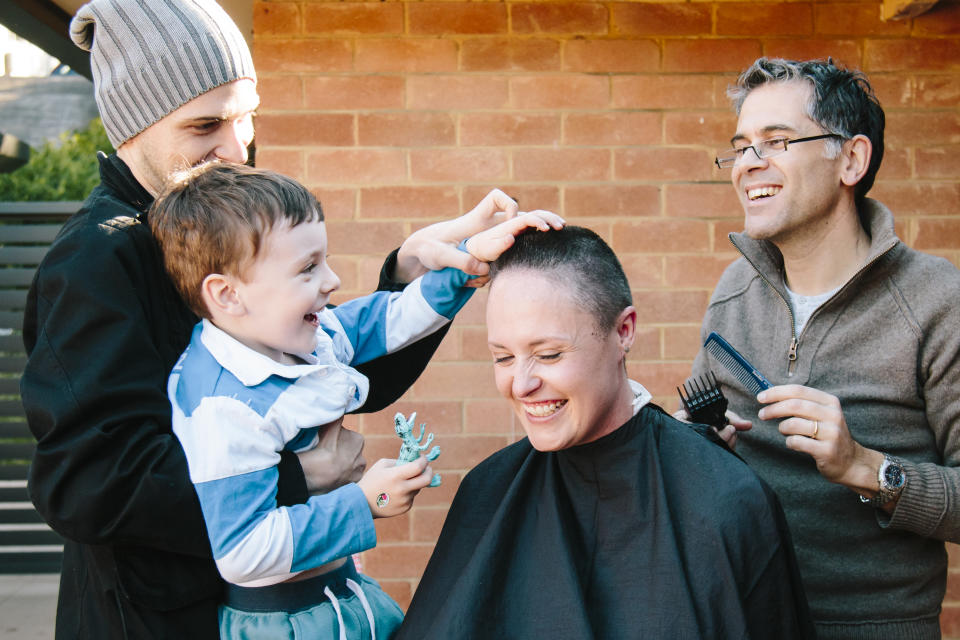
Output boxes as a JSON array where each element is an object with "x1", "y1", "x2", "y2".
[
  {"x1": 627, "y1": 361, "x2": 706, "y2": 397},
  {"x1": 254, "y1": 39, "x2": 352, "y2": 73},
  {"x1": 666, "y1": 182, "x2": 741, "y2": 219},
  {"x1": 718, "y1": 3, "x2": 813, "y2": 36},
  {"x1": 358, "y1": 186, "x2": 460, "y2": 221},
  {"x1": 663, "y1": 325, "x2": 705, "y2": 361},
  {"x1": 461, "y1": 326, "x2": 492, "y2": 361},
  {"x1": 306, "y1": 149, "x2": 407, "y2": 185},
  {"x1": 410, "y1": 149, "x2": 509, "y2": 182},
  {"x1": 663, "y1": 40, "x2": 763, "y2": 73},
  {"x1": 325, "y1": 255, "x2": 359, "y2": 293},
  {"x1": 253, "y1": 148, "x2": 303, "y2": 180},
  {"x1": 461, "y1": 38, "x2": 562, "y2": 72},
  {"x1": 375, "y1": 512, "x2": 411, "y2": 543},
  {"x1": 814, "y1": 2, "x2": 910, "y2": 37},
  {"x1": 432, "y1": 435, "x2": 510, "y2": 470},
  {"x1": 356, "y1": 39, "x2": 458, "y2": 73},
  {"x1": 465, "y1": 399, "x2": 517, "y2": 435},
  {"x1": 565, "y1": 112, "x2": 661, "y2": 146},
  {"x1": 511, "y1": 75, "x2": 609, "y2": 109},
  {"x1": 564, "y1": 184, "x2": 661, "y2": 218},
  {"x1": 942, "y1": 600, "x2": 960, "y2": 637},
  {"x1": 380, "y1": 580, "x2": 414, "y2": 611},
  {"x1": 916, "y1": 75, "x2": 960, "y2": 108},
  {"x1": 412, "y1": 507, "x2": 449, "y2": 542},
  {"x1": 913, "y1": 0, "x2": 960, "y2": 36},
  {"x1": 615, "y1": 148, "x2": 714, "y2": 182},
  {"x1": 409, "y1": 3, "x2": 507, "y2": 35},
  {"x1": 255, "y1": 113, "x2": 354, "y2": 147},
  {"x1": 612, "y1": 219, "x2": 711, "y2": 253},
  {"x1": 412, "y1": 362, "x2": 500, "y2": 399},
  {"x1": 304, "y1": 76, "x2": 404, "y2": 110},
  {"x1": 325, "y1": 220, "x2": 406, "y2": 254},
  {"x1": 461, "y1": 113, "x2": 561, "y2": 146},
  {"x1": 303, "y1": 3, "x2": 403, "y2": 35},
  {"x1": 762, "y1": 39, "x2": 861, "y2": 68},
  {"x1": 364, "y1": 543, "x2": 434, "y2": 580},
  {"x1": 513, "y1": 148, "x2": 611, "y2": 181},
  {"x1": 253, "y1": 2, "x2": 300, "y2": 37},
  {"x1": 257, "y1": 76, "x2": 302, "y2": 111},
  {"x1": 664, "y1": 112, "x2": 737, "y2": 147},
  {"x1": 714, "y1": 219, "x2": 747, "y2": 250},
  {"x1": 871, "y1": 147, "x2": 910, "y2": 182},
  {"x1": 620, "y1": 254, "x2": 665, "y2": 289},
  {"x1": 612, "y1": 3, "x2": 711, "y2": 36},
  {"x1": 358, "y1": 113, "x2": 455, "y2": 147},
  {"x1": 865, "y1": 39, "x2": 960, "y2": 72},
  {"x1": 886, "y1": 112, "x2": 960, "y2": 145},
  {"x1": 869, "y1": 75, "x2": 914, "y2": 109},
  {"x1": 450, "y1": 289, "x2": 487, "y2": 325},
  {"x1": 311, "y1": 188, "x2": 357, "y2": 222},
  {"x1": 462, "y1": 185, "x2": 561, "y2": 214},
  {"x1": 563, "y1": 39, "x2": 659, "y2": 73},
  {"x1": 870, "y1": 183, "x2": 960, "y2": 217},
  {"x1": 612, "y1": 75, "x2": 716, "y2": 110},
  {"x1": 407, "y1": 76, "x2": 509, "y2": 110},
  {"x1": 915, "y1": 219, "x2": 960, "y2": 250},
  {"x1": 512, "y1": 3, "x2": 608, "y2": 34},
  {"x1": 916, "y1": 147, "x2": 960, "y2": 179},
  {"x1": 618, "y1": 325, "x2": 655, "y2": 361},
  {"x1": 665, "y1": 254, "x2": 736, "y2": 288}
]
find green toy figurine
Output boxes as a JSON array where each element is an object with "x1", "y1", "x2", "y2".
[{"x1": 394, "y1": 412, "x2": 442, "y2": 487}]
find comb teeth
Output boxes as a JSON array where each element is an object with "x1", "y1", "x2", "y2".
[
  {"x1": 677, "y1": 371, "x2": 728, "y2": 428},
  {"x1": 703, "y1": 332, "x2": 772, "y2": 395}
]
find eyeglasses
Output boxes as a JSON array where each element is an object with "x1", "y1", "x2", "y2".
[{"x1": 715, "y1": 134, "x2": 844, "y2": 169}]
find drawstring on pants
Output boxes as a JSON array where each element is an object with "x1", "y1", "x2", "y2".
[{"x1": 324, "y1": 579, "x2": 376, "y2": 640}]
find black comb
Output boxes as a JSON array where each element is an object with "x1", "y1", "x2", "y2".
[
  {"x1": 703, "y1": 332, "x2": 772, "y2": 395},
  {"x1": 677, "y1": 371, "x2": 728, "y2": 428}
]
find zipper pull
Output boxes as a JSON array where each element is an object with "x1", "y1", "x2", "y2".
[{"x1": 787, "y1": 337, "x2": 798, "y2": 377}]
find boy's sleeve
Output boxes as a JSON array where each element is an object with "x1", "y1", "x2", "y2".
[
  {"x1": 324, "y1": 257, "x2": 475, "y2": 367},
  {"x1": 176, "y1": 394, "x2": 375, "y2": 585}
]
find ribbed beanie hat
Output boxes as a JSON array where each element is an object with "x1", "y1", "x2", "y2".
[{"x1": 70, "y1": 0, "x2": 257, "y2": 148}]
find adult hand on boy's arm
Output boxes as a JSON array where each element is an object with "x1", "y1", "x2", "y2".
[
  {"x1": 394, "y1": 189, "x2": 520, "y2": 283},
  {"x1": 297, "y1": 420, "x2": 366, "y2": 494}
]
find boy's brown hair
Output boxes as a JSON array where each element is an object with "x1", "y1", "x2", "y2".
[{"x1": 149, "y1": 162, "x2": 323, "y2": 319}]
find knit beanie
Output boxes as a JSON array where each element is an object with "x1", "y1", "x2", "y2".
[{"x1": 70, "y1": 0, "x2": 257, "y2": 148}]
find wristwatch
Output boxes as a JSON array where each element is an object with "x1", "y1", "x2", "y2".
[{"x1": 859, "y1": 454, "x2": 906, "y2": 507}]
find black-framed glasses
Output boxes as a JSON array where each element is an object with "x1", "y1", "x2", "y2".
[{"x1": 715, "y1": 134, "x2": 844, "y2": 169}]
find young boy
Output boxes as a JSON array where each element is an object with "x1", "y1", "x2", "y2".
[{"x1": 149, "y1": 162, "x2": 561, "y2": 639}]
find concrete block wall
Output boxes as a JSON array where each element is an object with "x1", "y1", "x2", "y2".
[{"x1": 250, "y1": 0, "x2": 960, "y2": 629}]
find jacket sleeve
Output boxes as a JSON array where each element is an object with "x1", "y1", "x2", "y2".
[
  {"x1": 21, "y1": 215, "x2": 213, "y2": 556},
  {"x1": 885, "y1": 280, "x2": 960, "y2": 542},
  {"x1": 179, "y1": 396, "x2": 376, "y2": 585},
  {"x1": 351, "y1": 248, "x2": 453, "y2": 414}
]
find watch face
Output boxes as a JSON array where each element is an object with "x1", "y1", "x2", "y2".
[{"x1": 883, "y1": 461, "x2": 905, "y2": 489}]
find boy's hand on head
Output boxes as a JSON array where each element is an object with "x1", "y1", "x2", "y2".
[
  {"x1": 357, "y1": 456, "x2": 433, "y2": 518},
  {"x1": 465, "y1": 210, "x2": 565, "y2": 263},
  {"x1": 394, "y1": 189, "x2": 520, "y2": 282}
]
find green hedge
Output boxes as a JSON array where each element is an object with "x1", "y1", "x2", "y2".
[{"x1": 0, "y1": 118, "x2": 112, "y2": 201}]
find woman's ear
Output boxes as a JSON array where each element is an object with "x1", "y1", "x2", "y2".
[
  {"x1": 839, "y1": 134, "x2": 872, "y2": 188},
  {"x1": 615, "y1": 306, "x2": 637, "y2": 356},
  {"x1": 201, "y1": 273, "x2": 245, "y2": 317}
]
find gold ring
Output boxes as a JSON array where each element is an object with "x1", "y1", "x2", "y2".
[{"x1": 812, "y1": 420, "x2": 820, "y2": 439}]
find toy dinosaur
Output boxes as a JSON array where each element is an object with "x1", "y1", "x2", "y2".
[{"x1": 394, "y1": 411, "x2": 442, "y2": 487}]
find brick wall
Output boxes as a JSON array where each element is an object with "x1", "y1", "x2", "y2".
[{"x1": 251, "y1": 0, "x2": 960, "y2": 629}]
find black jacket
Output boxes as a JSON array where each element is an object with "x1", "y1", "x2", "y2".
[{"x1": 21, "y1": 154, "x2": 448, "y2": 639}]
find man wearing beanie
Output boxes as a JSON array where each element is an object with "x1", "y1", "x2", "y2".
[{"x1": 20, "y1": 1, "x2": 503, "y2": 637}]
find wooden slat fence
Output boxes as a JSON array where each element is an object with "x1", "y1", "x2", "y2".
[{"x1": 0, "y1": 201, "x2": 79, "y2": 573}]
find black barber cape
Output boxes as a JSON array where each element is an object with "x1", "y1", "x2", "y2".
[{"x1": 397, "y1": 405, "x2": 814, "y2": 640}]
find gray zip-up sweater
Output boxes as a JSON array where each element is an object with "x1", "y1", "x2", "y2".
[{"x1": 692, "y1": 199, "x2": 960, "y2": 640}]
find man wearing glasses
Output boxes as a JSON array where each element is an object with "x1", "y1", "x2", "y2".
[{"x1": 688, "y1": 57, "x2": 960, "y2": 639}]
